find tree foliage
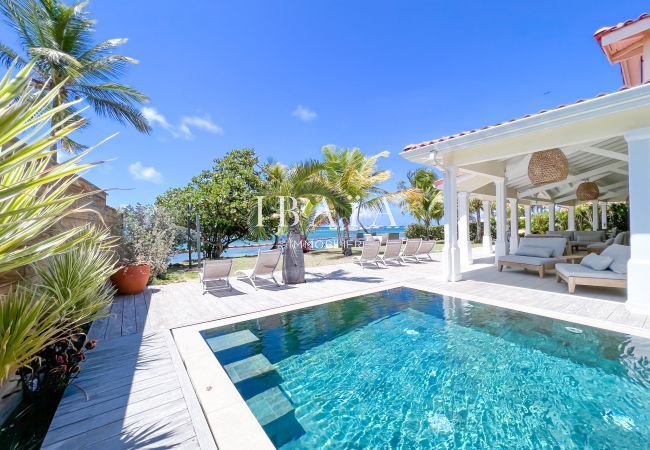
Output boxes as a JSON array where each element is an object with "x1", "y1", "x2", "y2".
[
  {"x1": 396, "y1": 168, "x2": 443, "y2": 239},
  {"x1": 157, "y1": 149, "x2": 267, "y2": 259}
]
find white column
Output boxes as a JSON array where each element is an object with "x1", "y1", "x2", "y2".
[
  {"x1": 601, "y1": 202, "x2": 608, "y2": 230},
  {"x1": 524, "y1": 204, "x2": 531, "y2": 235},
  {"x1": 482, "y1": 200, "x2": 492, "y2": 253},
  {"x1": 442, "y1": 165, "x2": 461, "y2": 282},
  {"x1": 457, "y1": 192, "x2": 472, "y2": 266},
  {"x1": 509, "y1": 198, "x2": 519, "y2": 253},
  {"x1": 592, "y1": 201, "x2": 599, "y2": 231},
  {"x1": 567, "y1": 206, "x2": 576, "y2": 231},
  {"x1": 548, "y1": 204, "x2": 555, "y2": 232},
  {"x1": 494, "y1": 179, "x2": 508, "y2": 261},
  {"x1": 624, "y1": 129, "x2": 650, "y2": 314}
]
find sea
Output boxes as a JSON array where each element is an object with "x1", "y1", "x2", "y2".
[{"x1": 170, "y1": 225, "x2": 406, "y2": 262}]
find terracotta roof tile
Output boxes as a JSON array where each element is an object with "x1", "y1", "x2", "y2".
[
  {"x1": 402, "y1": 85, "x2": 638, "y2": 152},
  {"x1": 594, "y1": 13, "x2": 650, "y2": 42}
]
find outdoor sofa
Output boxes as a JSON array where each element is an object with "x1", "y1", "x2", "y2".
[
  {"x1": 498, "y1": 237, "x2": 575, "y2": 278},
  {"x1": 555, "y1": 244, "x2": 629, "y2": 293},
  {"x1": 587, "y1": 231, "x2": 630, "y2": 254}
]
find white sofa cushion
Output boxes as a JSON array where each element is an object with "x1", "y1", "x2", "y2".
[
  {"x1": 515, "y1": 246, "x2": 554, "y2": 258},
  {"x1": 580, "y1": 253, "x2": 614, "y2": 271},
  {"x1": 601, "y1": 244, "x2": 631, "y2": 274},
  {"x1": 556, "y1": 263, "x2": 626, "y2": 280},
  {"x1": 517, "y1": 237, "x2": 567, "y2": 257}
]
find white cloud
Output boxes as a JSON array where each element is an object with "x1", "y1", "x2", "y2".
[
  {"x1": 142, "y1": 107, "x2": 224, "y2": 140},
  {"x1": 129, "y1": 161, "x2": 162, "y2": 183},
  {"x1": 292, "y1": 105, "x2": 317, "y2": 122}
]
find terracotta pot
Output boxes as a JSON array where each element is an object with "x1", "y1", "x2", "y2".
[{"x1": 110, "y1": 263, "x2": 150, "y2": 295}]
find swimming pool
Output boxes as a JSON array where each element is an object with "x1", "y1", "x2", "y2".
[{"x1": 200, "y1": 287, "x2": 650, "y2": 448}]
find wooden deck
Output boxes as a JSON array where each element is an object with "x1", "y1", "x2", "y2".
[{"x1": 43, "y1": 252, "x2": 650, "y2": 448}]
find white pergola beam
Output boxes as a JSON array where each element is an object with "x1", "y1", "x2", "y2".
[
  {"x1": 518, "y1": 162, "x2": 627, "y2": 198},
  {"x1": 580, "y1": 146, "x2": 628, "y2": 161}
]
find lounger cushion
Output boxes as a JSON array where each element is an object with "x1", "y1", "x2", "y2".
[
  {"x1": 515, "y1": 246, "x2": 554, "y2": 258},
  {"x1": 498, "y1": 255, "x2": 560, "y2": 266},
  {"x1": 555, "y1": 263, "x2": 626, "y2": 280},
  {"x1": 601, "y1": 244, "x2": 630, "y2": 274},
  {"x1": 580, "y1": 253, "x2": 614, "y2": 271}
]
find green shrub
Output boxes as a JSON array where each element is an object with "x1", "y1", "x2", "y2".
[{"x1": 117, "y1": 204, "x2": 179, "y2": 277}]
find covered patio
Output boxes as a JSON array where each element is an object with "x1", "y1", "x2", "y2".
[{"x1": 400, "y1": 15, "x2": 650, "y2": 315}]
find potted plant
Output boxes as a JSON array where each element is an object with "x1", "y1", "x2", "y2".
[{"x1": 111, "y1": 204, "x2": 178, "y2": 294}]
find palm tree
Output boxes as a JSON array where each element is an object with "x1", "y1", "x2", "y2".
[
  {"x1": 321, "y1": 146, "x2": 390, "y2": 255},
  {"x1": 469, "y1": 197, "x2": 483, "y2": 242},
  {"x1": 259, "y1": 161, "x2": 347, "y2": 284},
  {"x1": 0, "y1": 0, "x2": 150, "y2": 152},
  {"x1": 396, "y1": 169, "x2": 443, "y2": 239}
]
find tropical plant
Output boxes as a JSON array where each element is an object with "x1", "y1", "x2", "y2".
[
  {"x1": 0, "y1": 0, "x2": 150, "y2": 152},
  {"x1": 0, "y1": 287, "x2": 69, "y2": 382},
  {"x1": 258, "y1": 160, "x2": 347, "y2": 284},
  {"x1": 469, "y1": 197, "x2": 483, "y2": 242},
  {"x1": 0, "y1": 62, "x2": 103, "y2": 273},
  {"x1": 608, "y1": 202, "x2": 629, "y2": 231},
  {"x1": 156, "y1": 149, "x2": 269, "y2": 258},
  {"x1": 321, "y1": 146, "x2": 389, "y2": 254},
  {"x1": 396, "y1": 168, "x2": 443, "y2": 240},
  {"x1": 34, "y1": 227, "x2": 117, "y2": 329},
  {"x1": 117, "y1": 204, "x2": 178, "y2": 278},
  {"x1": 0, "y1": 62, "x2": 109, "y2": 385}
]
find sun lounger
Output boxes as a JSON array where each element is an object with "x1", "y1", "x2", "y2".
[
  {"x1": 200, "y1": 259, "x2": 233, "y2": 293},
  {"x1": 399, "y1": 238, "x2": 422, "y2": 263},
  {"x1": 498, "y1": 237, "x2": 571, "y2": 278},
  {"x1": 414, "y1": 240, "x2": 436, "y2": 261},
  {"x1": 378, "y1": 240, "x2": 402, "y2": 266},
  {"x1": 353, "y1": 241, "x2": 381, "y2": 268},
  {"x1": 556, "y1": 244, "x2": 629, "y2": 293},
  {"x1": 235, "y1": 249, "x2": 281, "y2": 289}
]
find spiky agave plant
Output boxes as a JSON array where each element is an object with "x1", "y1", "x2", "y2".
[{"x1": 34, "y1": 226, "x2": 117, "y2": 329}]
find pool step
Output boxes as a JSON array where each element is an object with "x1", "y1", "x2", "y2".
[
  {"x1": 205, "y1": 330, "x2": 259, "y2": 353},
  {"x1": 224, "y1": 354, "x2": 275, "y2": 383},
  {"x1": 246, "y1": 387, "x2": 295, "y2": 426}
]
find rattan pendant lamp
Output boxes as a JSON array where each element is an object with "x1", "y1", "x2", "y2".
[
  {"x1": 528, "y1": 148, "x2": 569, "y2": 185},
  {"x1": 576, "y1": 180, "x2": 599, "y2": 201}
]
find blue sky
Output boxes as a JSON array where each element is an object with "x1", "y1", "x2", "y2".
[{"x1": 1, "y1": 1, "x2": 647, "y2": 224}]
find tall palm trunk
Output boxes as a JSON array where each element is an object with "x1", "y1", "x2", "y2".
[
  {"x1": 271, "y1": 233, "x2": 280, "y2": 250},
  {"x1": 282, "y1": 224, "x2": 305, "y2": 284},
  {"x1": 341, "y1": 217, "x2": 352, "y2": 256},
  {"x1": 475, "y1": 208, "x2": 482, "y2": 243}
]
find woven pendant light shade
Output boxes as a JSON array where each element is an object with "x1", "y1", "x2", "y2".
[
  {"x1": 576, "y1": 182, "x2": 599, "y2": 201},
  {"x1": 527, "y1": 149, "x2": 569, "y2": 185}
]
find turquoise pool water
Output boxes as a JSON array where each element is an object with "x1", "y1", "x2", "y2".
[{"x1": 201, "y1": 288, "x2": 650, "y2": 448}]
